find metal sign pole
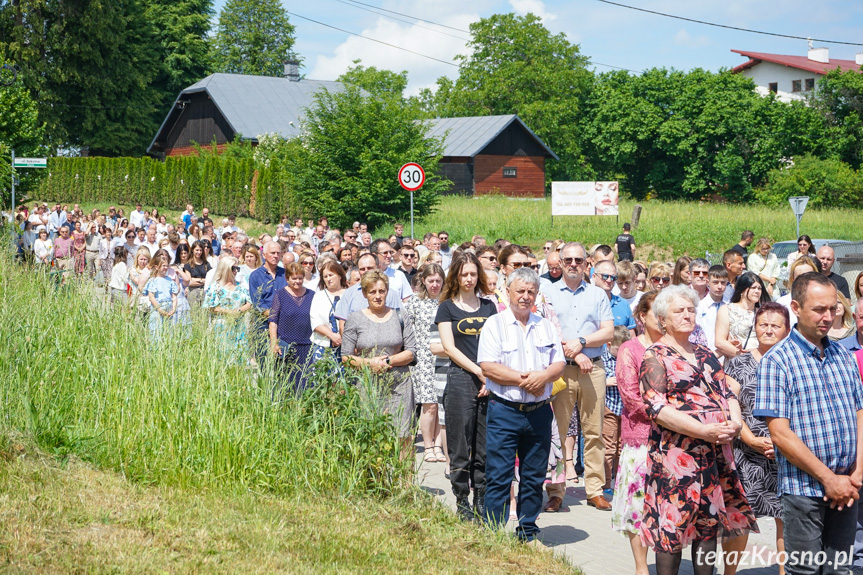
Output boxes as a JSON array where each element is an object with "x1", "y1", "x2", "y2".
[
  {"x1": 410, "y1": 190, "x2": 414, "y2": 239},
  {"x1": 10, "y1": 148, "x2": 14, "y2": 214}
]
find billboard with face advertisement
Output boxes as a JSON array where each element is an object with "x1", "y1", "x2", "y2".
[{"x1": 551, "y1": 181, "x2": 619, "y2": 216}]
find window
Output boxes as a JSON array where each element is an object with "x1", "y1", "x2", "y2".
[
  {"x1": 805, "y1": 78, "x2": 815, "y2": 91},
  {"x1": 768, "y1": 82, "x2": 778, "y2": 93},
  {"x1": 502, "y1": 167, "x2": 517, "y2": 178},
  {"x1": 792, "y1": 80, "x2": 802, "y2": 93}
]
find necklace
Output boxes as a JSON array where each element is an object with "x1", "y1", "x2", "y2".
[{"x1": 453, "y1": 293, "x2": 480, "y2": 313}]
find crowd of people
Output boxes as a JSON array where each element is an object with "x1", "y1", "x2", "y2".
[{"x1": 11, "y1": 202, "x2": 863, "y2": 575}]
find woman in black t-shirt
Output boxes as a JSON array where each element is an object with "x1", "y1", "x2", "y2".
[
  {"x1": 434, "y1": 252, "x2": 497, "y2": 522},
  {"x1": 184, "y1": 240, "x2": 211, "y2": 308}
]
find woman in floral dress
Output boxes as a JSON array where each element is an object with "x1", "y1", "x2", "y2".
[
  {"x1": 638, "y1": 285, "x2": 758, "y2": 575},
  {"x1": 403, "y1": 263, "x2": 446, "y2": 463},
  {"x1": 72, "y1": 220, "x2": 86, "y2": 275},
  {"x1": 203, "y1": 256, "x2": 252, "y2": 363},
  {"x1": 611, "y1": 291, "x2": 660, "y2": 575}
]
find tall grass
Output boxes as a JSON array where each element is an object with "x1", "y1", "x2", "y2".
[{"x1": 0, "y1": 249, "x2": 410, "y2": 498}]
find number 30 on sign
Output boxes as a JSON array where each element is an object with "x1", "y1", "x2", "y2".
[{"x1": 398, "y1": 163, "x2": 425, "y2": 192}]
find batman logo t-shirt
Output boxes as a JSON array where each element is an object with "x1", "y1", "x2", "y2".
[{"x1": 434, "y1": 298, "x2": 498, "y2": 362}]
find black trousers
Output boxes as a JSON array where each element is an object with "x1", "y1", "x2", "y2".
[{"x1": 443, "y1": 366, "x2": 487, "y2": 499}]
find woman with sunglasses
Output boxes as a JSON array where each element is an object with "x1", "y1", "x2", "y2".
[
  {"x1": 203, "y1": 256, "x2": 252, "y2": 363},
  {"x1": 786, "y1": 234, "x2": 815, "y2": 266},
  {"x1": 646, "y1": 262, "x2": 672, "y2": 293},
  {"x1": 475, "y1": 246, "x2": 498, "y2": 272},
  {"x1": 298, "y1": 251, "x2": 318, "y2": 291}
]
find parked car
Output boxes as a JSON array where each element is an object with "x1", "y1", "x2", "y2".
[{"x1": 770, "y1": 239, "x2": 853, "y2": 262}]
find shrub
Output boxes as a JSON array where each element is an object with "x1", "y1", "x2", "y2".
[{"x1": 755, "y1": 154, "x2": 863, "y2": 208}]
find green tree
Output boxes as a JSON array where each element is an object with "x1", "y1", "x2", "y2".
[
  {"x1": 812, "y1": 69, "x2": 863, "y2": 170},
  {"x1": 426, "y1": 13, "x2": 593, "y2": 182},
  {"x1": 338, "y1": 60, "x2": 408, "y2": 100},
  {"x1": 581, "y1": 68, "x2": 831, "y2": 201},
  {"x1": 283, "y1": 85, "x2": 448, "y2": 229},
  {"x1": 755, "y1": 155, "x2": 862, "y2": 208},
  {"x1": 146, "y1": 0, "x2": 214, "y2": 98},
  {"x1": 211, "y1": 0, "x2": 298, "y2": 77},
  {"x1": 0, "y1": 58, "x2": 46, "y2": 204},
  {"x1": 1, "y1": 0, "x2": 164, "y2": 156}
]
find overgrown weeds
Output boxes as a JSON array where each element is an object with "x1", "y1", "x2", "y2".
[{"x1": 0, "y1": 248, "x2": 410, "y2": 499}]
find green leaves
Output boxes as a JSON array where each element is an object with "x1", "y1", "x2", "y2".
[{"x1": 211, "y1": 0, "x2": 298, "y2": 77}]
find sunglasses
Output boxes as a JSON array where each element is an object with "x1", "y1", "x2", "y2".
[
  {"x1": 231, "y1": 266, "x2": 240, "y2": 274},
  {"x1": 650, "y1": 276, "x2": 671, "y2": 285},
  {"x1": 691, "y1": 270, "x2": 709, "y2": 277},
  {"x1": 543, "y1": 246, "x2": 551, "y2": 251},
  {"x1": 509, "y1": 262, "x2": 529, "y2": 269},
  {"x1": 301, "y1": 261, "x2": 315, "y2": 266},
  {"x1": 480, "y1": 255, "x2": 497, "y2": 262},
  {"x1": 529, "y1": 264, "x2": 540, "y2": 270},
  {"x1": 402, "y1": 253, "x2": 417, "y2": 259},
  {"x1": 599, "y1": 273, "x2": 618, "y2": 282},
  {"x1": 562, "y1": 257, "x2": 585, "y2": 267}
]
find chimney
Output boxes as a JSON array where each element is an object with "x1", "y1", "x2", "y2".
[
  {"x1": 808, "y1": 46, "x2": 829, "y2": 63},
  {"x1": 284, "y1": 60, "x2": 300, "y2": 82},
  {"x1": 856, "y1": 53, "x2": 863, "y2": 66}
]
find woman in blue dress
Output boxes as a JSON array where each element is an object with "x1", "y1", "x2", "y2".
[
  {"x1": 269, "y1": 261, "x2": 315, "y2": 395},
  {"x1": 143, "y1": 254, "x2": 178, "y2": 339},
  {"x1": 203, "y1": 256, "x2": 252, "y2": 363}
]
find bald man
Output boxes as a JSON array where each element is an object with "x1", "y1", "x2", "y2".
[{"x1": 817, "y1": 245, "x2": 850, "y2": 299}]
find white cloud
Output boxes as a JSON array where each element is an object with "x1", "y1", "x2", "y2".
[
  {"x1": 673, "y1": 28, "x2": 710, "y2": 48},
  {"x1": 308, "y1": 12, "x2": 478, "y2": 96},
  {"x1": 509, "y1": 0, "x2": 557, "y2": 23}
]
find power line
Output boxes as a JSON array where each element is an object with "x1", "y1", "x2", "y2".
[
  {"x1": 287, "y1": 10, "x2": 460, "y2": 67},
  {"x1": 331, "y1": 0, "x2": 471, "y2": 41},
  {"x1": 340, "y1": 0, "x2": 471, "y2": 34},
  {"x1": 594, "y1": 0, "x2": 863, "y2": 47}
]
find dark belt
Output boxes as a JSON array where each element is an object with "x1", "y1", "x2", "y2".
[
  {"x1": 490, "y1": 393, "x2": 551, "y2": 413},
  {"x1": 565, "y1": 356, "x2": 602, "y2": 366}
]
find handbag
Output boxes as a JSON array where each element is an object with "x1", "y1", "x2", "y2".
[{"x1": 551, "y1": 377, "x2": 566, "y2": 396}]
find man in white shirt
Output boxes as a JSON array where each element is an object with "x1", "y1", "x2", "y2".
[
  {"x1": 130, "y1": 203, "x2": 147, "y2": 230},
  {"x1": 140, "y1": 227, "x2": 160, "y2": 255},
  {"x1": 695, "y1": 265, "x2": 731, "y2": 353},
  {"x1": 478, "y1": 267, "x2": 564, "y2": 542},
  {"x1": 47, "y1": 204, "x2": 66, "y2": 239},
  {"x1": 370, "y1": 239, "x2": 413, "y2": 300}
]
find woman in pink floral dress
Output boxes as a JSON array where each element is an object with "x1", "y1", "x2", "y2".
[{"x1": 638, "y1": 285, "x2": 758, "y2": 575}]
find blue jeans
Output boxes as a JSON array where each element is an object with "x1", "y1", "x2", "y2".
[
  {"x1": 782, "y1": 493, "x2": 856, "y2": 575},
  {"x1": 484, "y1": 398, "x2": 552, "y2": 542}
]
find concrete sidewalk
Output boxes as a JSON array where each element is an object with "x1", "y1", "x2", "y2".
[{"x1": 415, "y1": 445, "x2": 780, "y2": 575}]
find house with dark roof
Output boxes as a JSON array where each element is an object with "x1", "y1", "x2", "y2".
[
  {"x1": 731, "y1": 46, "x2": 863, "y2": 102},
  {"x1": 148, "y1": 72, "x2": 557, "y2": 198},
  {"x1": 425, "y1": 115, "x2": 557, "y2": 198},
  {"x1": 147, "y1": 71, "x2": 346, "y2": 157}
]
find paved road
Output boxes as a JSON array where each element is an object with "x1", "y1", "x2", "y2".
[{"x1": 415, "y1": 445, "x2": 780, "y2": 574}]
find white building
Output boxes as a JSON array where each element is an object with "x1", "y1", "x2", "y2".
[{"x1": 731, "y1": 47, "x2": 863, "y2": 103}]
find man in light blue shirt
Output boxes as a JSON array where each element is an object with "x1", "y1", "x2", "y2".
[
  {"x1": 478, "y1": 267, "x2": 564, "y2": 543},
  {"x1": 47, "y1": 204, "x2": 66, "y2": 240},
  {"x1": 540, "y1": 241, "x2": 614, "y2": 512},
  {"x1": 334, "y1": 253, "x2": 402, "y2": 333}
]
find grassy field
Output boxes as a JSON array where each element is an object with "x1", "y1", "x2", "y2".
[
  {"x1": 0, "y1": 435, "x2": 576, "y2": 574},
  {"x1": 0, "y1": 252, "x2": 579, "y2": 573},
  {"x1": 33, "y1": 195, "x2": 863, "y2": 262}
]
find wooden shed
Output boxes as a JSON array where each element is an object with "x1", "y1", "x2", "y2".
[
  {"x1": 425, "y1": 115, "x2": 558, "y2": 198},
  {"x1": 148, "y1": 75, "x2": 557, "y2": 198}
]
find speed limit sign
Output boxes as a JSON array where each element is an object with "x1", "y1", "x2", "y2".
[{"x1": 398, "y1": 163, "x2": 425, "y2": 192}]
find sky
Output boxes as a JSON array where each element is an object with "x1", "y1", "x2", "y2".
[{"x1": 213, "y1": 0, "x2": 863, "y2": 96}]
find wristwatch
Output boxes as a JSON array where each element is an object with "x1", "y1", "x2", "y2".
[
  {"x1": 578, "y1": 337, "x2": 587, "y2": 347},
  {"x1": 385, "y1": 356, "x2": 392, "y2": 366}
]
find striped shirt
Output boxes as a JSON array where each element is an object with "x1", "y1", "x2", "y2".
[
  {"x1": 477, "y1": 307, "x2": 565, "y2": 403},
  {"x1": 754, "y1": 327, "x2": 863, "y2": 497}
]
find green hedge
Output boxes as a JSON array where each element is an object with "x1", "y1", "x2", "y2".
[{"x1": 38, "y1": 155, "x2": 280, "y2": 219}]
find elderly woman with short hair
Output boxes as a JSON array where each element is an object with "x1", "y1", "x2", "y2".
[
  {"x1": 639, "y1": 284, "x2": 758, "y2": 575},
  {"x1": 342, "y1": 270, "x2": 418, "y2": 453}
]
